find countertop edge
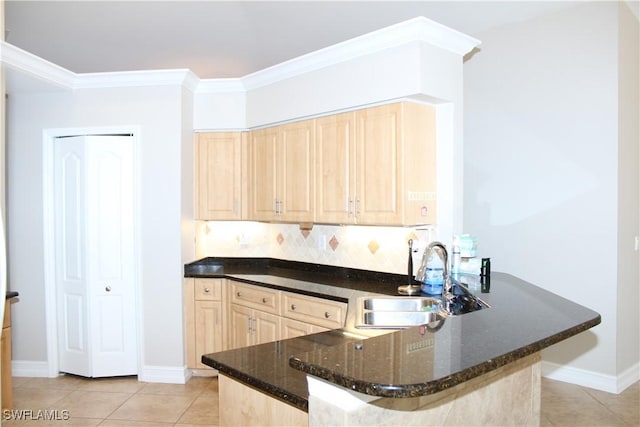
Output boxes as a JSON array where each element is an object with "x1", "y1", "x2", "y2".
[
  {"x1": 287, "y1": 315, "x2": 601, "y2": 398},
  {"x1": 202, "y1": 355, "x2": 309, "y2": 412}
]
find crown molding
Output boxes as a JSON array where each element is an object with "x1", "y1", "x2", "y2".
[
  {"x1": 0, "y1": 41, "x2": 200, "y2": 92},
  {"x1": 241, "y1": 16, "x2": 480, "y2": 91},
  {"x1": 73, "y1": 69, "x2": 198, "y2": 90},
  {"x1": 1, "y1": 16, "x2": 480, "y2": 96},
  {"x1": 0, "y1": 41, "x2": 75, "y2": 90}
]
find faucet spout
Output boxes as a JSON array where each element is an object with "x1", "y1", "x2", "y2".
[{"x1": 425, "y1": 241, "x2": 455, "y2": 313}]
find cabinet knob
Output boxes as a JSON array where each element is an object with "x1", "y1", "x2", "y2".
[
  {"x1": 324, "y1": 312, "x2": 331, "y2": 319},
  {"x1": 290, "y1": 304, "x2": 296, "y2": 311},
  {"x1": 262, "y1": 297, "x2": 267, "y2": 303},
  {"x1": 236, "y1": 291, "x2": 241, "y2": 297},
  {"x1": 204, "y1": 287, "x2": 210, "y2": 293},
  {"x1": 105, "y1": 285, "x2": 112, "y2": 292}
]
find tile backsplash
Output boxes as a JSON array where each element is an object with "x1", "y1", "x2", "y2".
[{"x1": 195, "y1": 221, "x2": 436, "y2": 275}]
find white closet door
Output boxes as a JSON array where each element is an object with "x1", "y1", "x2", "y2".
[{"x1": 55, "y1": 135, "x2": 136, "y2": 377}]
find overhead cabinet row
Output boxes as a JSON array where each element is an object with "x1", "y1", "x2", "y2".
[{"x1": 195, "y1": 102, "x2": 437, "y2": 226}]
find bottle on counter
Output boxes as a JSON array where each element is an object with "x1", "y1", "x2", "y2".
[
  {"x1": 416, "y1": 245, "x2": 444, "y2": 295},
  {"x1": 451, "y1": 236, "x2": 461, "y2": 275}
]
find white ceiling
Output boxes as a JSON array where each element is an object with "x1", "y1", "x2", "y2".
[{"x1": 3, "y1": 1, "x2": 589, "y2": 79}]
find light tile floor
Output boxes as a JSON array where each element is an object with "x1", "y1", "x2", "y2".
[{"x1": 2, "y1": 374, "x2": 638, "y2": 426}]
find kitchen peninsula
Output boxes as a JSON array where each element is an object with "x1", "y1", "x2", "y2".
[{"x1": 188, "y1": 258, "x2": 600, "y2": 426}]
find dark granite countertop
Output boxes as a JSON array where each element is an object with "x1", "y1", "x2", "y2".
[{"x1": 193, "y1": 258, "x2": 600, "y2": 411}]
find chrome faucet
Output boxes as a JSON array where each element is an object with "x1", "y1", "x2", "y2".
[{"x1": 425, "y1": 241, "x2": 455, "y2": 313}]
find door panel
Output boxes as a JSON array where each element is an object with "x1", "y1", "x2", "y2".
[
  {"x1": 55, "y1": 135, "x2": 136, "y2": 378},
  {"x1": 195, "y1": 301, "x2": 222, "y2": 369},
  {"x1": 55, "y1": 139, "x2": 90, "y2": 377},
  {"x1": 254, "y1": 311, "x2": 280, "y2": 345},
  {"x1": 315, "y1": 113, "x2": 355, "y2": 223},
  {"x1": 249, "y1": 128, "x2": 278, "y2": 220},
  {"x1": 356, "y1": 105, "x2": 402, "y2": 224},
  {"x1": 88, "y1": 137, "x2": 136, "y2": 377},
  {"x1": 279, "y1": 121, "x2": 315, "y2": 221},
  {"x1": 229, "y1": 304, "x2": 251, "y2": 350}
]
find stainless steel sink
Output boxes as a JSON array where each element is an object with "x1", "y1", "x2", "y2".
[
  {"x1": 363, "y1": 297, "x2": 440, "y2": 312},
  {"x1": 356, "y1": 296, "x2": 444, "y2": 329}
]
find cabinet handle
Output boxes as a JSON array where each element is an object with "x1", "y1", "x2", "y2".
[
  {"x1": 355, "y1": 198, "x2": 360, "y2": 216},
  {"x1": 347, "y1": 198, "x2": 353, "y2": 217},
  {"x1": 274, "y1": 199, "x2": 278, "y2": 215},
  {"x1": 324, "y1": 312, "x2": 331, "y2": 319},
  {"x1": 248, "y1": 316, "x2": 252, "y2": 334},
  {"x1": 204, "y1": 287, "x2": 210, "y2": 293},
  {"x1": 290, "y1": 304, "x2": 296, "y2": 311},
  {"x1": 236, "y1": 291, "x2": 241, "y2": 297},
  {"x1": 262, "y1": 297, "x2": 267, "y2": 303}
]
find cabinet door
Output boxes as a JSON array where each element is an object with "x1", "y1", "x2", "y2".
[
  {"x1": 195, "y1": 132, "x2": 245, "y2": 220},
  {"x1": 280, "y1": 317, "x2": 312, "y2": 339},
  {"x1": 355, "y1": 104, "x2": 403, "y2": 225},
  {"x1": 228, "y1": 304, "x2": 252, "y2": 350},
  {"x1": 194, "y1": 301, "x2": 223, "y2": 369},
  {"x1": 253, "y1": 311, "x2": 280, "y2": 345},
  {"x1": 249, "y1": 127, "x2": 279, "y2": 220},
  {"x1": 315, "y1": 112, "x2": 356, "y2": 223},
  {"x1": 278, "y1": 120, "x2": 315, "y2": 222}
]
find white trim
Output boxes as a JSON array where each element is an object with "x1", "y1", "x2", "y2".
[
  {"x1": 542, "y1": 360, "x2": 640, "y2": 394},
  {"x1": 42, "y1": 126, "x2": 144, "y2": 378},
  {"x1": 196, "y1": 78, "x2": 245, "y2": 93},
  {"x1": 0, "y1": 42, "x2": 75, "y2": 90},
  {"x1": 1, "y1": 17, "x2": 479, "y2": 95},
  {"x1": 12, "y1": 360, "x2": 52, "y2": 378},
  {"x1": 73, "y1": 69, "x2": 198, "y2": 90},
  {"x1": 138, "y1": 365, "x2": 191, "y2": 384},
  {"x1": 241, "y1": 16, "x2": 480, "y2": 91}
]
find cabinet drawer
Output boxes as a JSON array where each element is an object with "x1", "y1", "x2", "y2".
[
  {"x1": 230, "y1": 282, "x2": 280, "y2": 314},
  {"x1": 282, "y1": 293, "x2": 347, "y2": 329},
  {"x1": 194, "y1": 279, "x2": 222, "y2": 301}
]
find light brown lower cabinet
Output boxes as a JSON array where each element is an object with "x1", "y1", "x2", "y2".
[
  {"x1": 184, "y1": 278, "x2": 224, "y2": 370},
  {"x1": 2, "y1": 298, "x2": 14, "y2": 410},
  {"x1": 185, "y1": 278, "x2": 347, "y2": 369},
  {"x1": 228, "y1": 303, "x2": 280, "y2": 349},
  {"x1": 280, "y1": 317, "x2": 328, "y2": 339},
  {"x1": 219, "y1": 374, "x2": 308, "y2": 427}
]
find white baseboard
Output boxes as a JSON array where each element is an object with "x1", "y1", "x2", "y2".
[
  {"x1": 138, "y1": 365, "x2": 191, "y2": 384},
  {"x1": 12, "y1": 361, "x2": 193, "y2": 384},
  {"x1": 12, "y1": 360, "x2": 52, "y2": 377},
  {"x1": 543, "y1": 360, "x2": 640, "y2": 394}
]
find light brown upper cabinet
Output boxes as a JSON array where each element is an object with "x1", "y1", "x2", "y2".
[
  {"x1": 195, "y1": 132, "x2": 247, "y2": 220},
  {"x1": 249, "y1": 120, "x2": 315, "y2": 222},
  {"x1": 316, "y1": 102, "x2": 437, "y2": 225},
  {"x1": 315, "y1": 112, "x2": 356, "y2": 223}
]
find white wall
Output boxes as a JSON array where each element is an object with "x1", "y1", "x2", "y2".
[
  {"x1": 463, "y1": 1, "x2": 638, "y2": 392},
  {"x1": 617, "y1": 1, "x2": 640, "y2": 382},
  {"x1": 7, "y1": 84, "x2": 190, "y2": 380}
]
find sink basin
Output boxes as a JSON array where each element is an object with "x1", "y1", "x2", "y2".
[
  {"x1": 356, "y1": 296, "x2": 444, "y2": 329},
  {"x1": 363, "y1": 297, "x2": 440, "y2": 312},
  {"x1": 355, "y1": 290, "x2": 490, "y2": 329},
  {"x1": 363, "y1": 310, "x2": 443, "y2": 327}
]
